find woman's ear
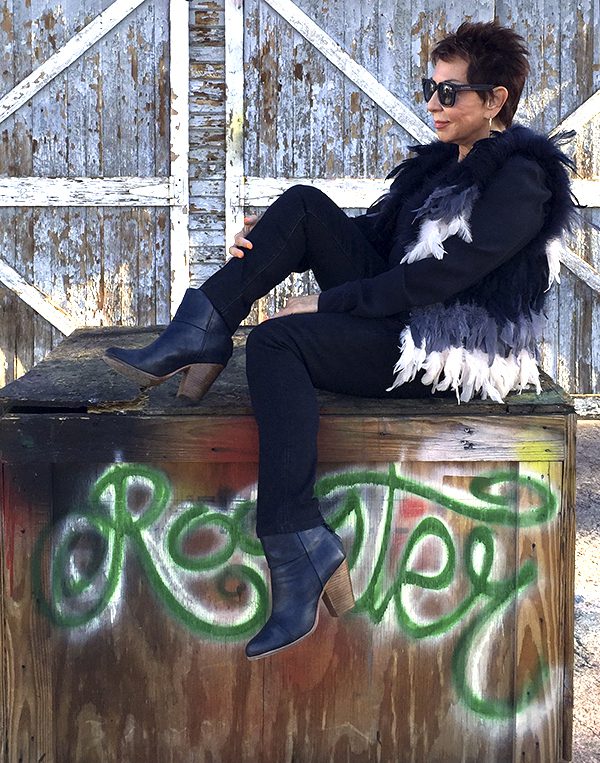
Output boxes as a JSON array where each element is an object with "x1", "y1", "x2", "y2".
[{"x1": 489, "y1": 86, "x2": 509, "y2": 114}]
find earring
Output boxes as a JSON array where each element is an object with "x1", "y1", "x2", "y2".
[{"x1": 488, "y1": 116, "x2": 493, "y2": 137}]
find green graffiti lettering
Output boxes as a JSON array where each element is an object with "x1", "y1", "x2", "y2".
[
  {"x1": 316, "y1": 467, "x2": 554, "y2": 719},
  {"x1": 32, "y1": 464, "x2": 267, "y2": 639},
  {"x1": 33, "y1": 461, "x2": 557, "y2": 720}
]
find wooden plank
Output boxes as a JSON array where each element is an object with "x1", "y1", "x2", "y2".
[
  {"x1": 2, "y1": 463, "x2": 54, "y2": 762},
  {"x1": 551, "y1": 87, "x2": 600, "y2": 136},
  {"x1": 377, "y1": 0, "x2": 422, "y2": 175},
  {"x1": 169, "y1": 0, "x2": 191, "y2": 314},
  {"x1": 0, "y1": 462, "x2": 6, "y2": 762},
  {"x1": 561, "y1": 246, "x2": 600, "y2": 295},
  {"x1": 0, "y1": 0, "x2": 149, "y2": 126},
  {"x1": 242, "y1": 176, "x2": 389, "y2": 208},
  {"x1": 153, "y1": 1, "x2": 172, "y2": 327},
  {"x1": 0, "y1": 177, "x2": 172, "y2": 206},
  {"x1": 242, "y1": 0, "x2": 261, "y2": 180},
  {"x1": 560, "y1": 414, "x2": 577, "y2": 760},
  {"x1": 224, "y1": 0, "x2": 245, "y2": 260},
  {"x1": 5, "y1": 0, "x2": 36, "y2": 385},
  {"x1": 16, "y1": 460, "x2": 269, "y2": 761},
  {"x1": 513, "y1": 461, "x2": 564, "y2": 761},
  {"x1": 0, "y1": 447, "x2": 575, "y2": 760},
  {"x1": 0, "y1": 413, "x2": 567, "y2": 465},
  {"x1": 261, "y1": 458, "x2": 534, "y2": 760},
  {"x1": 31, "y1": 3, "x2": 72, "y2": 371},
  {"x1": 0, "y1": 325, "x2": 574, "y2": 414},
  {"x1": 570, "y1": 178, "x2": 600, "y2": 207},
  {"x1": 556, "y1": 0, "x2": 600, "y2": 399}
]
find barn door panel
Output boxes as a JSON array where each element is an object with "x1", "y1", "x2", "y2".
[{"x1": 0, "y1": 0, "x2": 189, "y2": 388}]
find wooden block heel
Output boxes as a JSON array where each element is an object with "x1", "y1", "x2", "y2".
[
  {"x1": 322, "y1": 559, "x2": 355, "y2": 617},
  {"x1": 177, "y1": 363, "x2": 224, "y2": 401}
]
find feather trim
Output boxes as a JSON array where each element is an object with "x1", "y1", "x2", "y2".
[
  {"x1": 400, "y1": 184, "x2": 479, "y2": 264},
  {"x1": 545, "y1": 236, "x2": 563, "y2": 290},
  {"x1": 400, "y1": 214, "x2": 473, "y2": 264},
  {"x1": 387, "y1": 326, "x2": 541, "y2": 403}
]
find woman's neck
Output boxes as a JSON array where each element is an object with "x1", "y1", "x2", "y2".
[{"x1": 457, "y1": 120, "x2": 506, "y2": 161}]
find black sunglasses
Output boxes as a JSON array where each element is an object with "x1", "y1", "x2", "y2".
[{"x1": 422, "y1": 77, "x2": 495, "y2": 108}]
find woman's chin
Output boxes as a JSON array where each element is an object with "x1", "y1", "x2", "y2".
[{"x1": 434, "y1": 129, "x2": 453, "y2": 143}]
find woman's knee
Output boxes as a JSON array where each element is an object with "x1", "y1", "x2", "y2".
[
  {"x1": 280, "y1": 183, "x2": 335, "y2": 213},
  {"x1": 245, "y1": 321, "x2": 291, "y2": 385},
  {"x1": 246, "y1": 319, "x2": 290, "y2": 356},
  {"x1": 245, "y1": 319, "x2": 306, "y2": 376}
]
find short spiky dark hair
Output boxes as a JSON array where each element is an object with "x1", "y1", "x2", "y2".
[{"x1": 431, "y1": 21, "x2": 530, "y2": 127}]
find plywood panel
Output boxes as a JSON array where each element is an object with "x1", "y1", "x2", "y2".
[
  {"x1": 2, "y1": 463, "x2": 55, "y2": 763},
  {"x1": 1, "y1": 452, "x2": 570, "y2": 761}
]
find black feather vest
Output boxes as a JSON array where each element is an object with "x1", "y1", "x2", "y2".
[{"x1": 370, "y1": 124, "x2": 578, "y2": 402}]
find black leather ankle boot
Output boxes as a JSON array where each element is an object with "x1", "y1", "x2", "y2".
[
  {"x1": 245, "y1": 525, "x2": 355, "y2": 660},
  {"x1": 103, "y1": 288, "x2": 233, "y2": 401}
]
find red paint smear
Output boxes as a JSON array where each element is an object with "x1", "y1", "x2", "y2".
[{"x1": 397, "y1": 497, "x2": 428, "y2": 518}]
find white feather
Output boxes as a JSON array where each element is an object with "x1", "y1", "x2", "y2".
[
  {"x1": 545, "y1": 237, "x2": 563, "y2": 290},
  {"x1": 389, "y1": 341, "x2": 542, "y2": 404},
  {"x1": 459, "y1": 348, "x2": 489, "y2": 402},
  {"x1": 434, "y1": 346, "x2": 464, "y2": 402},
  {"x1": 401, "y1": 219, "x2": 447, "y2": 264},
  {"x1": 420, "y1": 350, "x2": 445, "y2": 387},
  {"x1": 447, "y1": 213, "x2": 473, "y2": 243},
  {"x1": 387, "y1": 329, "x2": 426, "y2": 390},
  {"x1": 401, "y1": 213, "x2": 474, "y2": 265}
]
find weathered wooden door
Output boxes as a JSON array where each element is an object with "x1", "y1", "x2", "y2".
[
  {"x1": 0, "y1": 0, "x2": 189, "y2": 387},
  {"x1": 223, "y1": 0, "x2": 600, "y2": 405}
]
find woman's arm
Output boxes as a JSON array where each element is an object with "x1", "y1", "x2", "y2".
[{"x1": 318, "y1": 156, "x2": 552, "y2": 317}]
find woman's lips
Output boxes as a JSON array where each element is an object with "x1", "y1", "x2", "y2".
[{"x1": 434, "y1": 121, "x2": 450, "y2": 129}]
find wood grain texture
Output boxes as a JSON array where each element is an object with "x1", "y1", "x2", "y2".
[
  {"x1": 0, "y1": 324, "x2": 575, "y2": 760},
  {"x1": 0, "y1": 412, "x2": 568, "y2": 465},
  {"x1": 560, "y1": 414, "x2": 577, "y2": 761},
  {"x1": 513, "y1": 461, "x2": 563, "y2": 762},
  {"x1": 0, "y1": 462, "x2": 7, "y2": 761},
  {"x1": 0, "y1": 325, "x2": 575, "y2": 415},
  {"x1": 2, "y1": 464, "x2": 55, "y2": 763},
  {"x1": 0, "y1": 453, "x2": 573, "y2": 761}
]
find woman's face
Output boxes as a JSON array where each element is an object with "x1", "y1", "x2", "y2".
[{"x1": 426, "y1": 57, "x2": 501, "y2": 155}]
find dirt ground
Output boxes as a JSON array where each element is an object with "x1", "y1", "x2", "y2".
[{"x1": 572, "y1": 420, "x2": 600, "y2": 761}]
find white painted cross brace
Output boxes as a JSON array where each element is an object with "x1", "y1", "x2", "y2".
[
  {"x1": 0, "y1": 259, "x2": 77, "y2": 336},
  {"x1": 550, "y1": 87, "x2": 600, "y2": 137},
  {"x1": 261, "y1": 0, "x2": 436, "y2": 145},
  {"x1": 0, "y1": 0, "x2": 149, "y2": 127},
  {"x1": 0, "y1": 178, "x2": 172, "y2": 207}
]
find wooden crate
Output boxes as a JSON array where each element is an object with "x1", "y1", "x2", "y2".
[{"x1": 0, "y1": 328, "x2": 576, "y2": 763}]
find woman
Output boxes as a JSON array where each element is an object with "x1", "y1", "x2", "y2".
[{"x1": 104, "y1": 21, "x2": 576, "y2": 659}]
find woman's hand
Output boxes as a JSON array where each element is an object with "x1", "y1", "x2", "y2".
[
  {"x1": 269, "y1": 294, "x2": 319, "y2": 320},
  {"x1": 229, "y1": 214, "x2": 261, "y2": 258}
]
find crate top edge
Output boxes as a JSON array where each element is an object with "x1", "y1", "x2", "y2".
[{"x1": 0, "y1": 326, "x2": 575, "y2": 418}]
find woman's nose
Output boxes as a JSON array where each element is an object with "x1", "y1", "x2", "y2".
[{"x1": 427, "y1": 91, "x2": 442, "y2": 113}]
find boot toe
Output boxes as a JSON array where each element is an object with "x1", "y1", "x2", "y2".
[{"x1": 245, "y1": 619, "x2": 299, "y2": 659}]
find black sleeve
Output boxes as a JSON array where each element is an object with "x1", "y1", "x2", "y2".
[{"x1": 318, "y1": 156, "x2": 552, "y2": 317}]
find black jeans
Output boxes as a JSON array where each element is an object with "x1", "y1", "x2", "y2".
[{"x1": 201, "y1": 185, "x2": 423, "y2": 536}]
